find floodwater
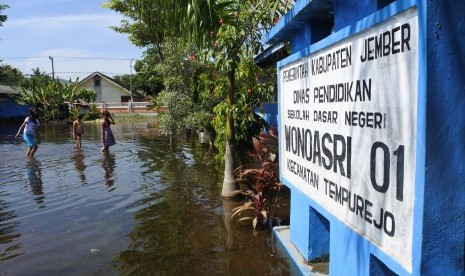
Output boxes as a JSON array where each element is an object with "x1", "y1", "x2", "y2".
[{"x1": 0, "y1": 120, "x2": 291, "y2": 275}]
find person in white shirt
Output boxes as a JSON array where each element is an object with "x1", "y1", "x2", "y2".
[{"x1": 15, "y1": 107, "x2": 40, "y2": 157}]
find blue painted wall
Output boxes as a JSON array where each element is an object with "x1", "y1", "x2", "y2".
[
  {"x1": 266, "y1": 0, "x2": 465, "y2": 275},
  {"x1": 0, "y1": 96, "x2": 29, "y2": 121},
  {"x1": 423, "y1": 0, "x2": 465, "y2": 273},
  {"x1": 259, "y1": 103, "x2": 279, "y2": 128},
  {"x1": 333, "y1": 0, "x2": 377, "y2": 32}
]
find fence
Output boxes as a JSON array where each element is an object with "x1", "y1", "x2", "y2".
[{"x1": 96, "y1": 102, "x2": 155, "y2": 113}]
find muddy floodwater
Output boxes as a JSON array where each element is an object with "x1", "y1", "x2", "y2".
[{"x1": 0, "y1": 120, "x2": 291, "y2": 275}]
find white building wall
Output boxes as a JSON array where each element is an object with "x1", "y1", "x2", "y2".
[{"x1": 78, "y1": 75, "x2": 130, "y2": 103}]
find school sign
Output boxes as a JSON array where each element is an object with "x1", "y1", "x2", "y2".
[
  {"x1": 280, "y1": 9, "x2": 417, "y2": 271},
  {"x1": 266, "y1": 0, "x2": 464, "y2": 275}
]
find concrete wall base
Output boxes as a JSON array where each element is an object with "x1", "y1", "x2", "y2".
[{"x1": 273, "y1": 226, "x2": 329, "y2": 275}]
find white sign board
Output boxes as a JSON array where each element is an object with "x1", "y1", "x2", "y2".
[{"x1": 279, "y1": 8, "x2": 418, "y2": 272}]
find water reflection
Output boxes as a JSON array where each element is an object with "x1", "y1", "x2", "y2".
[
  {"x1": 25, "y1": 158, "x2": 44, "y2": 207},
  {"x1": 71, "y1": 150, "x2": 86, "y2": 182},
  {"x1": 112, "y1": 146, "x2": 228, "y2": 275},
  {"x1": 101, "y1": 152, "x2": 116, "y2": 189},
  {"x1": 0, "y1": 122, "x2": 291, "y2": 274},
  {"x1": 0, "y1": 199, "x2": 22, "y2": 262},
  {"x1": 221, "y1": 198, "x2": 241, "y2": 250}
]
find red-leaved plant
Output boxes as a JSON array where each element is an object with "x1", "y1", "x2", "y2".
[{"x1": 231, "y1": 126, "x2": 282, "y2": 231}]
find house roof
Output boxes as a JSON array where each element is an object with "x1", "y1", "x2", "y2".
[
  {"x1": 78, "y1": 71, "x2": 132, "y2": 95},
  {"x1": 0, "y1": 85, "x2": 21, "y2": 95}
]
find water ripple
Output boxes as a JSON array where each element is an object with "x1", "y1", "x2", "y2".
[{"x1": 0, "y1": 122, "x2": 290, "y2": 275}]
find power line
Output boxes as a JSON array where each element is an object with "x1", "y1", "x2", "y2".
[
  {"x1": 1, "y1": 56, "x2": 45, "y2": 60},
  {"x1": 54, "y1": 56, "x2": 133, "y2": 61},
  {"x1": 54, "y1": 71, "x2": 127, "y2": 75},
  {"x1": 1, "y1": 56, "x2": 136, "y2": 61}
]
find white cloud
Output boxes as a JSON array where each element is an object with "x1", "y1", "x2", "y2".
[
  {"x1": 9, "y1": 0, "x2": 81, "y2": 9},
  {"x1": 0, "y1": 2, "x2": 143, "y2": 80},
  {"x1": 6, "y1": 12, "x2": 122, "y2": 31}
]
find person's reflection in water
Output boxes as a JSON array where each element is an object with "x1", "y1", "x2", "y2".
[
  {"x1": 101, "y1": 152, "x2": 116, "y2": 190},
  {"x1": 71, "y1": 150, "x2": 86, "y2": 183},
  {"x1": 25, "y1": 158, "x2": 45, "y2": 207}
]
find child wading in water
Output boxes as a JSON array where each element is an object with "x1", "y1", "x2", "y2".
[
  {"x1": 100, "y1": 111, "x2": 116, "y2": 153},
  {"x1": 15, "y1": 107, "x2": 40, "y2": 157},
  {"x1": 73, "y1": 114, "x2": 85, "y2": 149}
]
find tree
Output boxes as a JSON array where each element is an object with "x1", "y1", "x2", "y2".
[
  {"x1": 156, "y1": 91, "x2": 192, "y2": 146},
  {"x1": 16, "y1": 74, "x2": 96, "y2": 121},
  {"x1": 158, "y1": 0, "x2": 291, "y2": 197},
  {"x1": 133, "y1": 55, "x2": 164, "y2": 97},
  {"x1": 102, "y1": 1, "x2": 170, "y2": 98},
  {"x1": 113, "y1": 54, "x2": 164, "y2": 97},
  {"x1": 102, "y1": 0, "x2": 167, "y2": 60},
  {"x1": 104, "y1": 0, "x2": 292, "y2": 197},
  {"x1": 0, "y1": 64, "x2": 25, "y2": 86},
  {"x1": 21, "y1": 67, "x2": 53, "y2": 90},
  {"x1": 77, "y1": 88, "x2": 97, "y2": 104},
  {"x1": 151, "y1": 38, "x2": 206, "y2": 145}
]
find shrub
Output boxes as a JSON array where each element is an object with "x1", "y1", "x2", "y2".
[{"x1": 232, "y1": 126, "x2": 282, "y2": 231}]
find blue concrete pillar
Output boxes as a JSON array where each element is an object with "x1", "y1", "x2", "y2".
[{"x1": 422, "y1": 0, "x2": 465, "y2": 273}]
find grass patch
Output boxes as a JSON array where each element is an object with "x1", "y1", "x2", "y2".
[{"x1": 112, "y1": 113, "x2": 158, "y2": 123}]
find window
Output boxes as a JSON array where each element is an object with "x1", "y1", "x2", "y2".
[{"x1": 94, "y1": 76, "x2": 101, "y2": 87}]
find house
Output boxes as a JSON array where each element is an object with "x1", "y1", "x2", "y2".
[
  {"x1": 78, "y1": 72, "x2": 134, "y2": 103},
  {"x1": 78, "y1": 72, "x2": 149, "y2": 113},
  {"x1": 0, "y1": 85, "x2": 30, "y2": 122}
]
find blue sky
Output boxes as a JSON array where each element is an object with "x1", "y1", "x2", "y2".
[{"x1": 0, "y1": 0, "x2": 144, "y2": 80}]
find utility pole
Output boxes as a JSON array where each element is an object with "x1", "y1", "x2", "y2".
[
  {"x1": 129, "y1": 58, "x2": 134, "y2": 113},
  {"x1": 49, "y1": 56, "x2": 55, "y2": 81}
]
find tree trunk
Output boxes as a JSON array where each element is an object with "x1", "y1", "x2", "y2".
[
  {"x1": 221, "y1": 68, "x2": 239, "y2": 198},
  {"x1": 221, "y1": 197, "x2": 241, "y2": 249}
]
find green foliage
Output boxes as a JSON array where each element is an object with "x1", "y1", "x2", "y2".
[
  {"x1": 86, "y1": 103, "x2": 101, "y2": 120},
  {"x1": 155, "y1": 90, "x2": 191, "y2": 136},
  {"x1": 105, "y1": 0, "x2": 294, "y2": 194},
  {"x1": 134, "y1": 49, "x2": 165, "y2": 97},
  {"x1": 15, "y1": 76, "x2": 96, "y2": 121},
  {"x1": 0, "y1": 4, "x2": 8, "y2": 27},
  {"x1": 151, "y1": 37, "x2": 218, "y2": 138},
  {"x1": 0, "y1": 64, "x2": 24, "y2": 85},
  {"x1": 20, "y1": 68, "x2": 53, "y2": 90},
  {"x1": 113, "y1": 60, "x2": 164, "y2": 98},
  {"x1": 102, "y1": 0, "x2": 167, "y2": 59},
  {"x1": 182, "y1": 0, "x2": 290, "y2": 164},
  {"x1": 209, "y1": 57, "x2": 275, "y2": 163},
  {"x1": 232, "y1": 127, "x2": 282, "y2": 230},
  {"x1": 16, "y1": 79, "x2": 61, "y2": 121},
  {"x1": 77, "y1": 88, "x2": 97, "y2": 104},
  {"x1": 154, "y1": 38, "x2": 201, "y2": 94},
  {"x1": 197, "y1": 0, "x2": 292, "y2": 64},
  {"x1": 69, "y1": 106, "x2": 80, "y2": 121},
  {"x1": 184, "y1": 111, "x2": 212, "y2": 132}
]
